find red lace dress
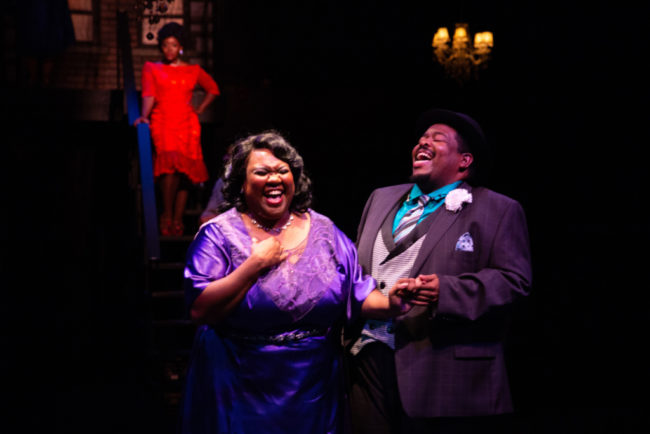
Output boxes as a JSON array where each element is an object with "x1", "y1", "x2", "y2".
[{"x1": 141, "y1": 61, "x2": 220, "y2": 184}]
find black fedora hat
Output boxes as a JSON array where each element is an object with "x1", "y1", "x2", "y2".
[{"x1": 415, "y1": 108, "x2": 491, "y2": 183}]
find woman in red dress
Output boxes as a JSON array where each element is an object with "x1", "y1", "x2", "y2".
[{"x1": 135, "y1": 22, "x2": 220, "y2": 236}]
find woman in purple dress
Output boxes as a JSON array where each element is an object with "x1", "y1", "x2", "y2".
[{"x1": 180, "y1": 131, "x2": 414, "y2": 433}]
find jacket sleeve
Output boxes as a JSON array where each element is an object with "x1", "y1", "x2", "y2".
[
  {"x1": 355, "y1": 189, "x2": 377, "y2": 246},
  {"x1": 436, "y1": 199, "x2": 532, "y2": 321}
]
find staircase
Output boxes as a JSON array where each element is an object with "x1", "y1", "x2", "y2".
[
  {"x1": 115, "y1": 9, "x2": 217, "y2": 429},
  {"x1": 140, "y1": 190, "x2": 207, "y2": 428}
]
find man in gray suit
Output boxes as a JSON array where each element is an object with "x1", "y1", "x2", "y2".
[{"x1": 347, "y1": 108, "x2": 532, "y2": 433}]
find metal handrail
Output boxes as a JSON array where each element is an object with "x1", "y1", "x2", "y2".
[{"x1": 117, "y1": 10, "x2": 160, "y2": 260}]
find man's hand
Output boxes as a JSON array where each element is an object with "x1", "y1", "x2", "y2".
[{"x1": 398, "y1": 274, "x2": 440, "y2": 306}]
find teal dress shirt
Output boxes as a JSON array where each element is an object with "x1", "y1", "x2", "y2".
[{"x1": 392, "y1": 181, "x2": 462, "y2": 234}]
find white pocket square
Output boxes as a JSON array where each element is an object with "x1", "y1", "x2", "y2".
[{"x1": 455, "y1": 232, "x2": 474, "y2": 252}]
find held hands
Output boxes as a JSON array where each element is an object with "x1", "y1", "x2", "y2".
[
  {"x1": 394, "y1": 274, "x2": 440, "y2": 307},
  {"x1": 363, "y1": 274, "x2": 440, "y2": 320},
  {"x1": 133, "y1": 116, "x2": 150, "y2": 126},
  {"x1": 250, "y1": 236, "x2": 288, "y2": 271},
  {"x1": 388, "y1": 278, "x2": 416, "y2": 315}
]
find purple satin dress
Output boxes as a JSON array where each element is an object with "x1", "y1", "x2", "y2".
[{"x1": 180, "y1": 209, "x2": 375, "y2": 434}]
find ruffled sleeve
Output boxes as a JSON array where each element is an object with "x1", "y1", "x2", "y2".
[
  {"x1": 333, "y1": 225, "x2": 376, "y2": 324},
  {"x1": 141, "y1": 61, "x2": 156, "y2": 97},
  {"x1": 183, "y1": 222, "x2": 233, "y2": 312},
  {"x1": 197, "y1": 66, "x2": 220, "y2": 95}
]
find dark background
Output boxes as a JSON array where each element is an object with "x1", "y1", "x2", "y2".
[{"x1": 5, "y1": 1, "x2": 650, "y2": 433}]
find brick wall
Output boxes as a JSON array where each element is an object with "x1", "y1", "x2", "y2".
[{"x1": 2, "y1": 0, "x2": 215, "y2": 92}]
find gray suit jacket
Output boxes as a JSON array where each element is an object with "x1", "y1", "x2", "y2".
[{"x1": 353, "y1": 182, "x2": 532, "y2": 418}]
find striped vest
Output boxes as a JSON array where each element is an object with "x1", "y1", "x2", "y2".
[{"x1": 350, "y1": 229, "x2": 425, "y2": 354}]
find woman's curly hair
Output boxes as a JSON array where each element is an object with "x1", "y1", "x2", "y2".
[
  {"x1": 157, "y1": 21, "x2": 188, "y2": 49},
  {"x1": 218, "y1": 131, "x2": 313, "y2": 214}
]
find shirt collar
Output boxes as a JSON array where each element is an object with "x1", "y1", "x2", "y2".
[{"x1": 408, "y1": 181, "x2": 462, "y2": 203}]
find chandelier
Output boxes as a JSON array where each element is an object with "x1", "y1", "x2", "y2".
[{"x1": 431, "y1": 23, "x2": 494, "y2": 85}]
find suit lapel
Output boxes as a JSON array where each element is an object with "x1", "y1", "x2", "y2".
[
  {"x1": 380, "y1": 202, "x2": 400, "y2": 253},
  {"x1": 358, "y1": 185, "x2": 410, "y2": 270},
  {"x1": 381, "y1": 205, "x2": 437, "y2": 265},
  {"x1": 410, "y1": 182, "x2": 472, "y2": 276}
]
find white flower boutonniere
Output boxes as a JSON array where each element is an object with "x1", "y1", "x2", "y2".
[{"x1": 445, "y1": 188, "x2": 472, "y2": 213}]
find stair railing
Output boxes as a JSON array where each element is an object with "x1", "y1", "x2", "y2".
[{"x1": 117, "y1": 10, "x2": 160, "y2": 261}]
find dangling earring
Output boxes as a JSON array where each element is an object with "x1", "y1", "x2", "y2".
[{"x1": 180, "y1": 49, "x2": 184, "y2": 56}]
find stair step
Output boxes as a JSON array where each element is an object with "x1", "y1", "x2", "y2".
[
  {"x1": 151, "y1": 290, "x2": 184, "y2": 298},
  {"x1": 151, "y1": 261, "x2": 185, "y2": 270},
  {"x1": 150, "y1": 323, "x2": 197, "y2": 349},
  {"x1": 153, "y1": 319, "x2": 194, "y2": 326},
  {"x1": 184, "y1": 206, "x2": 203, "y2": 216},
  {"x1": 160, "y1": 234, "x2": 194, "y2": 242},
  {"x1": 148, "y1": 348, "x2": 192, "y2": 358},
  {"x1": 148, "y1": 272, "x2": 183, "y2": 292}
]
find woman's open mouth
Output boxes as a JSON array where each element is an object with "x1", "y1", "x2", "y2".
[{"x1": 264, "y1": 188, "x2": 284, "y2": 206}]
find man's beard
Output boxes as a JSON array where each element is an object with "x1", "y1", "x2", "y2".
[{"x1": 409, "y1": 172, "x2": 430, "y2": 191}]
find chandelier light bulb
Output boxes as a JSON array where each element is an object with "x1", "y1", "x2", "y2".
[
  {"x1": 453, "y1": 26, "x2": 468, "y2": 41},
  {"x1": 452, "y1": 23, "x2": 469, "y2": 48},
  {"x1": 474, "y1": 32, "x2": 494, "y2": 52},
  {"x1": 432, "y1": 27, "x2": 450, "y2": 48}
]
